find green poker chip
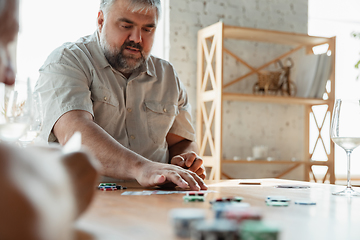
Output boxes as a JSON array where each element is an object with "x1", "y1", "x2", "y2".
[
  {"x1": 240, "y1": 220, "x2": 280, "y2": 240},
  {"x1": 99, "y1": 183, "x2": 116, "y2": 186},
  {"x1": 183, "y1": 195, "x2": 205, "y2": 202}
]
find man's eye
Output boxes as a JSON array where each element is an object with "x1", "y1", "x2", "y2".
[
  {"x1": 122, "y1": 25, "x2": 132, "y2": 29},
  {"x1": 143, "y1": 28, "x2": 153, "y2": 33}
]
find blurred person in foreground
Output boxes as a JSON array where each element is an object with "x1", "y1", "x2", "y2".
[
  {"x1": 35, "y1": 0, "x2": 207, "y2": 190},
  {"x1": 0, "y1": 0, "x2": 99, "y2": 239}
]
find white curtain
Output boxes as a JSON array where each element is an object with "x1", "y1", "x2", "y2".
[{"x1": 295, "y1": 53, "x2": 333, "y2": 99}]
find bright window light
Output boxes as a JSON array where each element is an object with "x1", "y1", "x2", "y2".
[
  {"x1": 16, "y1": 0, "x2": 166, "y2": 88},
  {"x1": 312, "y1": 44, "x2": 329, "y2": 55}
]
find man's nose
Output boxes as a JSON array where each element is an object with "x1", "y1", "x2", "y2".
[{"x1": 128, "y1": 28, "x2": 141, "y2": 43}]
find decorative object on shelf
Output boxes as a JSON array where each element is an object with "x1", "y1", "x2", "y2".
[
  {"x1": 278, "y1": 58, "x2": 296, "y2": 96},
  {"x1": 252, "y1": 145, "x2": 268, "y2": 159},
  {"x1": 253, "y1": 70, "x2": 282, "y2": 95},
  {"x1": 351, "y1": 31, "x2": 360, "y2": 80},
  {"x1": 253, "y1": 58, "x2": 296, "y2": 96}
]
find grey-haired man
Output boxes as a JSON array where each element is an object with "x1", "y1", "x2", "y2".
[{"x1": 35, "y1": 0, "x2": 207, "y2": 190}]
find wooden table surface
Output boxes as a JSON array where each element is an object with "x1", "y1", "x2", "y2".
[{"x1": 74, "y1": 179, "x2": 360, "y2": 240}]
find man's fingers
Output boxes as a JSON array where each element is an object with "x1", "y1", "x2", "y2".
[
  {"x1": 195, "y1": 167, "x2": 205, "y2": 178},
  {"x1": 188, "y1": 157, "x2": 203, "y2": 173},
  {"x1": 164, "y1": 169, "x2": 207, "y2": 191},
  {"x1": 179, "y1": 170, "x2": 207, "y2": 190},
  {"x1": 137, "y1": 161, "x2": 207, "y2": 190},
  {"x1": 198, "y1": 173, "x2": 206, "y2": 180},
  {"x1": 173, "y1": 153, "x2": 206, "y2": 180},
  {"x1": 193, "y1": 173, "x2": 207, "y2": 190},
  {"x1": 183, "y1": 152, "x2": 197, "y2": 168},
  {"x1": 171, "y1": 155, "x2": 185, "y2": 167},
  {"x1": 163, "y1": 171, "x2": 193, "y2": 189}
]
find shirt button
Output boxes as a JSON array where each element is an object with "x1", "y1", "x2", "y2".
[
  {"x1": 104, "y1": 96, "x2": 107, "y2": 101},
  {"x1": 127, "y1": 108, "x2": 132, "y2": 113},
  {"x1": 163, "y1": 108, "x2": 167, "y2": 113},
  {"x1": 130, "y1": 135, "x2": 135, "y2": 140}
]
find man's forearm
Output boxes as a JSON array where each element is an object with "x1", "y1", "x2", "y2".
[{"x1": 53, "y1": 112, "x2": 149, "y2": 180}]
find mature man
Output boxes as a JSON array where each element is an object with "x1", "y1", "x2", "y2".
[
  {"x1": 0, "y1": 0, "x2": 99, "y2": 239},
  {"x1": 35, "y1": 0, "x2": 207, "y2": 190}
]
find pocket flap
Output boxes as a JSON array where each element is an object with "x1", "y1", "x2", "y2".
[
  {"x1": 145, "y1": 101, "x2": 178, "y2": 115},
  {"x1": 91, "y1": 86, "x2": 119, "y2": 107}
]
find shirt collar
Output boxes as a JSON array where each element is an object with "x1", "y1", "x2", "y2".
[{"x1": 94, "y1": 31, "x2": 155, "y2": 77}]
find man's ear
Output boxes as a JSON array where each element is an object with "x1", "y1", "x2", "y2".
[{"x1": 97, "y1": 10, "x2": 104, "y2": 33}]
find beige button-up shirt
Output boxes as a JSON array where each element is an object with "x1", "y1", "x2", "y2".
[{"x1": 35, "y1": 32, "x2": 195, "y2": 164}]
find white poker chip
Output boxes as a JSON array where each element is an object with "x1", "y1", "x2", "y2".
[
  {"x1": 169, "y1": 208, "x2": 206, "y2": 238},
  {"x1": 295, "y1": 200, "x2": 316, "y2": 205}
]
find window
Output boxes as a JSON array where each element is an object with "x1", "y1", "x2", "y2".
[
  {"x1": 309, "y1": 0, "x2": 360, "y2": 180},
  {"x1": 16, "y1": 0, "x2": 167, "y2": 87}
]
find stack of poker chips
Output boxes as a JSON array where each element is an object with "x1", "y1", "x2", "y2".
[
  {"x1": 98, "y1": 183, "x2": 127, "y2": 191},
  {"x1": 169, "y1": 208, "x2": 206, "y2": 238},
  {"x1": 183, "y1": 191, "x2": 205, "y2": 202},
  {"x1": 190, "y1": 219, "x2": 238, "y2": 240},
  {"x1": 210, "y1": 196, "x2": 249, "y2": 219},
  {"x1": 212, "y1": 202, "x2": 251, "y2": 219},
  {"x1": 240, "y1": 220, "x2": 280, "y2": 240},
  {"x1": 170, "y1": 194, "x2": 280, "y2": 239},
  {"x1": 224, "y1": 207, "x2": 262, "y2": 224}
]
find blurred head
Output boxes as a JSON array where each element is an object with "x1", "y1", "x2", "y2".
[
  {"x1": 0, "y1": 0, "x2": 19, "y2": 85},
  {"x1": 97, "y1": 0, "x2": 160, "y2": 75}
]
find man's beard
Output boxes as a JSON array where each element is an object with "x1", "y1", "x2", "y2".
[{"x1": 101, "y1": 39, "x2": 147, "y2": 74}]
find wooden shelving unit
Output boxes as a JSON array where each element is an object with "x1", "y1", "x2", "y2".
[{"x1": 196, "y1": 21, "x2": 336, "y2": 183}]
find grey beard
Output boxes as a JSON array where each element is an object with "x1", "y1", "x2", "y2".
[{"x1": 101, "y1": 43, "x2": 146, "y2": 73}]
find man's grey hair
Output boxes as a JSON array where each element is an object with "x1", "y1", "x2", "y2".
[{"x1": 100, "y1": 0, "x2": 161, "y2": 18}]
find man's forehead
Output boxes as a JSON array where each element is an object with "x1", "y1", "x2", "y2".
[{"x1": 110, "y1": 0, "x2": 158, "y2": 21}]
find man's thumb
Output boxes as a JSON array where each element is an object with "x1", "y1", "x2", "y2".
[
  {"x1": 154, "y1": 175, "x2": 166, "y2": 184},
  {"x1": 171, "y1": 155, "x2": 185, "y2": 167}
]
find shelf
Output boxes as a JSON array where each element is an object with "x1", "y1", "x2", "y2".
[
  {"x1": 223, "y1": 24, "x2": 332, "y2": 47},
  {"x1": 222, "y1": 92, "x2": 328, "y2": 105},
  {"x1": 197, "y1": 21, "x2": 335, "y2": 183}
]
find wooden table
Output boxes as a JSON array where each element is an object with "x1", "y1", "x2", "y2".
[{"x1": 74, "y1": 179, "x2": 360, "y2": 240}]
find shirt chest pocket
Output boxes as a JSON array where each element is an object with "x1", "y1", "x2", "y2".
[
  {"x1": 91, "y1": 86, "x2": 119, "y2": 107},
  {"x1": 91, "y1": 86, "x2": 120, "y2": 127},
  {"x1": 145, "y1": 101, "x2": 179, "y2": 145}
]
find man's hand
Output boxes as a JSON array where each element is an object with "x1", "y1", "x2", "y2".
[
  {"x1": 170, "y1": 151, "x2": 206, "y2": 180},
  {"x1": 135, "y1": 160, "x2": 207, "y2": 191}
]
